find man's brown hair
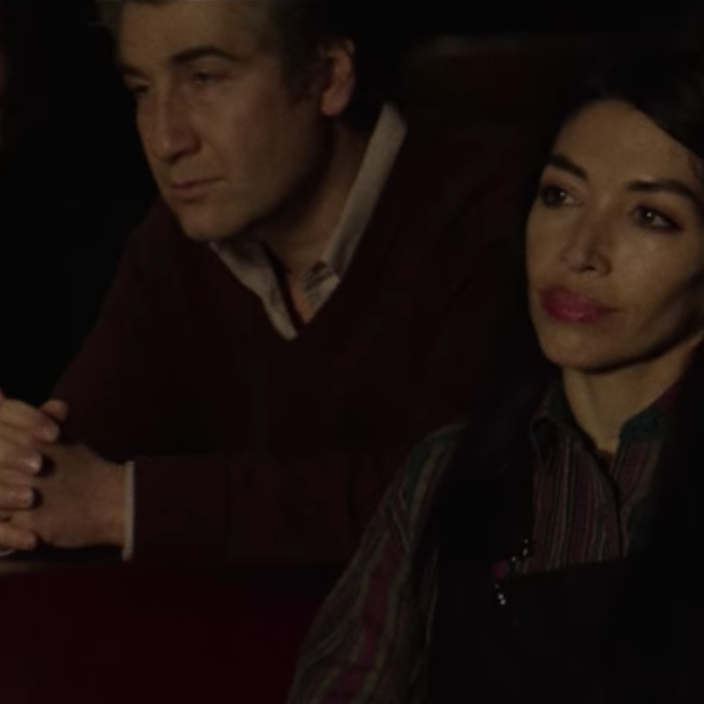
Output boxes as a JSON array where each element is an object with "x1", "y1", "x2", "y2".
[{"x1": 100, "y1": 0, "x2": 402, "y2": 131}]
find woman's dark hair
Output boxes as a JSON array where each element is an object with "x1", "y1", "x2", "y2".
[{"x1": 422, "y1": 46, "x2": 704, "y2": 701}]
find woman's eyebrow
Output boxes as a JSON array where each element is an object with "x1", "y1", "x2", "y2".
[
  {"x1": 546, "y1": 154, "x2": 588, "y2": 181},
  {"x1": 628, "y1": 178, "x2": 704, "y2": 214}
]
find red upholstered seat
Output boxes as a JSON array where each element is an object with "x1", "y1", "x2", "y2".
[{"x1": 0, "y1": 565, "x2": 326, "y2": 703}]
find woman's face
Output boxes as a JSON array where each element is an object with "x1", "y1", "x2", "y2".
[{"x1": 527, "y1": 98, "x2": 704, "y2": 375}]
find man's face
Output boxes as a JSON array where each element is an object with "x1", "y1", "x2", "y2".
[{"x1": 118, "y1": 1, "x2": 334, "y2": 243}]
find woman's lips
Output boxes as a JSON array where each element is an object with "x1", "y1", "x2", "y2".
[{"x1": 539, "y1": 286, "x2": 615, "y2": 323}]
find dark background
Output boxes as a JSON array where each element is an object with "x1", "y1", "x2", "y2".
[
  {"x1": 89, "y1": 0, "x2": 700, "y2": 39},
  {"x1": 406, "y1": 1, "x2": 695, "y2": 37}
]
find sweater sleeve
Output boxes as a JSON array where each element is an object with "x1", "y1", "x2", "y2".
[
  {"x1": 127, "y1": 443, "x2": 408, "y2": 566},
  {"x1": 53, "y1": 209, "x2": 192, "y2": 463}
]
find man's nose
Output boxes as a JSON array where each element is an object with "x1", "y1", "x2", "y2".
[{"x1": 139, "y1": 92, "x2": 199, "y2": 165}]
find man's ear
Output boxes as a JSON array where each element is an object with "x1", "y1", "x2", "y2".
[{"x1": 318, "y1": 38, "x2": 356, "y2": 118}]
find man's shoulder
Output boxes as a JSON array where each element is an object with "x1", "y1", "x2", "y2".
[
  {"x1": 112, "y1": 200, "x2": 227, "y2": 305},
  {"x1": 401, "y1": 109, "x2": 534, "y2": 172},
  {"x1": 122, "y1": 199, "x2": 208, "y2": 268},
  {"x1": 127, "y1": 199, "x2": 184, "y2": 249},
  {"x1": 383, "y1": 110, "x2": 535, "y2": 215},
  {"x1": 365, "y1": 111, "x2": 533, "y2": 270}
]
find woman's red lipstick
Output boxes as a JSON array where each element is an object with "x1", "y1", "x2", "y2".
[{"x1": 540, "y1": 286, "x2": 614, "y2": 323}]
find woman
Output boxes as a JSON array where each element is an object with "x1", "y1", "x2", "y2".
[{"x1": 288, "y1": 47, "x2": 704, "y2": 702}]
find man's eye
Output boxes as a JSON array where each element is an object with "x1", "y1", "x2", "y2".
[{"x1": 126, "y1": 85, "x2": 148, "y2": 102}]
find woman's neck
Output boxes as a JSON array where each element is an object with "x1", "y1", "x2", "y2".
[{"x1": 562, "y1": 339, "x2": 699, "y2": 457}]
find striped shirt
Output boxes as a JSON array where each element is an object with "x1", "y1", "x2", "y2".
[{"x1": 288, "y1": 382, "x2": 675, "y2": 703}]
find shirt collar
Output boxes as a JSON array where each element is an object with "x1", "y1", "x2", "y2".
[
  {"x1": 530, "y1": 377, "x2": 679, "y2": 465},
  {"x1": 209, "y1": 102, "x2": 407, "y2": 329},
  {"x1": 318, "y1": 102, "x2": 407, "y2": 280},
  {"x1": 212, "y1": 102, "x2": 406, "y2": 274}
]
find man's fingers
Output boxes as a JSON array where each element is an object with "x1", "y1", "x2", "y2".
[
  {"x1": 0, "y1": 467, "x2": 38, "y2": 512},
  {"x1": 0, "y1": 437, "x2": 44, "y2": 474},
  {"x1": 0, "y1": 521, "x2": 37, "y2": 551},
  {"x1": 0, "y1": 484, "x2": 35, "y2": 511},
  {"x1": 0, "y1": 399, "x2": 60, "y2": 441},
  {"x1": 40, "y1": 399, "x2": 69, "y2": 423}
]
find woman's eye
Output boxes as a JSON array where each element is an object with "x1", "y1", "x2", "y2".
[
  {"x1": 538, "y1": 184, "x2": 574, "y2": 207},
  {"x1": 634, "y1": 206, "x2": 680, "y2": 231}
]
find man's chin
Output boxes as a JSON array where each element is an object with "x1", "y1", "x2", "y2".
[
  {"x1": 174, "y1": 214, "x2": 235, "y2": 244},
  {"x1": 180, "y1": 227, "x2": 225, "y2": 243}
]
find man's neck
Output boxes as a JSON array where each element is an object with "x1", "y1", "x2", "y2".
[
  {"x1": 261, "y1": 122, "x2": 370, "y2": 281},
  {"x1": 562, "y1": 336, "x2": 701, "y2": 456}
]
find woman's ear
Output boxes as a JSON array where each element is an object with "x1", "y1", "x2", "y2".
[{"x1": 318, "y1": 38, "x2": 356, "y2": 118}]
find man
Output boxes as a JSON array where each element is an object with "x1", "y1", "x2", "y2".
[{"x1": 0, "y1": 0, "x2": 528, "y2": 576}]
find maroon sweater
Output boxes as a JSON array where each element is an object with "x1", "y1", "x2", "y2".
[{"x1": 53, "y1": 118, "x2": 530, "y2": 570}]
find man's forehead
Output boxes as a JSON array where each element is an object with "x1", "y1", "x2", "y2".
[{"x1": 118, "y1": 1, "x2": 270, "y2": 68}]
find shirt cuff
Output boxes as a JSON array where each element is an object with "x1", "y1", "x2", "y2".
[{"x1": 121, "y1": 460, "x2": 135, "y2": 561}]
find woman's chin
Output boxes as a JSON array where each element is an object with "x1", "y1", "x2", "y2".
[{"x1": 538, "y1": 338, "x2": 619, "y2": 375}]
